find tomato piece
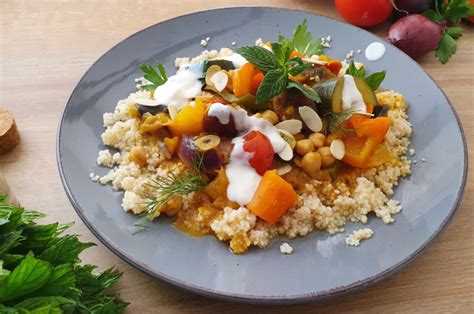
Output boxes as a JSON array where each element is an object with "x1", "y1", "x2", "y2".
[
  {"x1": 243, "y1": 131, "x2": 274, "y2": 175},
  {"x1": 250, "y1": 71, "x2": 264, "y2": 95},
  {"x1": 326, "y1": 60, "x2": 342, "y2": 75},
  {"x1": 334, "y1": 0, "x2": 393, "y2": 27}
]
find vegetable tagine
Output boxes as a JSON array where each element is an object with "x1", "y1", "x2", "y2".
[{"x1": 94, "y1": 20, "x2": 413, "y2": 254}]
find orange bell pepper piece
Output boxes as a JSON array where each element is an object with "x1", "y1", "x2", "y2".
[
  {"x1": 343, "y1": 134, "x2": 392, "y2": 168},
  {"x1": 247, "y1": 170, "x2": 298, "y2": 224},
  {"x1": 168, "y1": 99, "x2": 205, "y2": 136},
  {"x1": 233, "y1": 62, "x2": 255, "y2": 97},
  {"x1": 289, "y1": 50, "x2": 304, "y2": 59},
  {"x1": 250, "y1": 71, "x2": 264, "y2": 95}
]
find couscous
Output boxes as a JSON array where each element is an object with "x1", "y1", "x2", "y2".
[{"x1": 94, "y1": 20, "x2": 412, "y2": 254}]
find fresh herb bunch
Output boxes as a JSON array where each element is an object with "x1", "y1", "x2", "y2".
[
  {"x1": 346, "y1": 61, "x2": 387, "y2": 91},
  {"x1": 236, "y1": 20, "x2": 322, "y2": 104},
  {"x1": 423, "y1": 0, "x2": 474, "y2": 63},
  {"x1": 139, "y1": 63, "x2": 168, "y2": 91},
  {"x1": 144, "y1": 155, "x2": 207, "y2": 221},
  {"x1": 0, "y1": 196, "x2": 127, "y2": 313}
]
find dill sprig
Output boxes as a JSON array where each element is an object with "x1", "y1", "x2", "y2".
[{"x1": 133, "y1": 155, "x2": 207, "y2": 233}]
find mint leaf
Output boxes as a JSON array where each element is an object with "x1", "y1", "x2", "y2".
[
  {"x1": 235, "y1": 46, "x2": 279, "y2": 74},
  {"x1": 436, "y1": 32, "x2": 457, "y2": 64},
  {"x1": 255, "y1": 69, "x2": 288, "y2": 104},
  {"x1": 0, "y1": 252, "x2": 53, "y2": 303},
  {"x1": 39, "y1": 235, "x2": 95, "y2": 265},
  {"x1": 271, "y1": 42, "x2": 292, "y2": 67},
  {"x1": 291, "y1": 19, "x2": 323, "y2": 56},
  {"x1": 0, "y1": 261, "x2": 10, "y2": 283},
  {"x1": 287, "y1": 81, "x2": 320, "y2": 102},
  {"x1": 139, "y1": 63, "x2": 167, "y2": 91},
  {"x1": 0, "y1": 230, "x2": 24, "y2": 255},
  {"x1": 365, "y1": 71, "x2": 387, "y2": 90},
  {"x1": 20, "y1": 224, "x2": 58, "y2": 252},
  {"x1": 423, "y1": 9, "x2": 444, "y2": 22},
  {"x1": 446, "y1": 26, "x2": 463, "y2": 39},
  {"x1": 1, "y1": 253, "x2": 24, "y2": 267},
  {"x1": 444, "y1": 0, "x2": 472, "y2": 24},
  {"x1": 14, "y1": 296, "x2": 76, "y2": 311},
  {"x1": 346, "y1": 61, "x2": 365, "y2": 78},
  {"x1": 36, "y1": 264, "x2": 76, "y2": 297}
]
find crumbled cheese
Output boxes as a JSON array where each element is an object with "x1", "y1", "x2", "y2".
[
  {"x1": 421, "y1": 158, "x2": 427, "y2": 162},
  {"x1": 409, "y1": 148, "x2": 416, "y2": 156},
  {"x1": 206, "y1": 37, "x2": 210, "y2": 41},
  {"x1": 255, "y1": 38, "x2": 264, "y2": 46},
  {"x1": 345, "y1": 50, "x2": 354, "y2": 60},
  {"x1": 200, "y1": 39, "x2": 208, "y2": 47},
  {"x1": 280, "y1": 242, "x2": 294, "y2": 254},
  {"x1": 357, "y1": 49, "x2": 362, "y2": 54},
  {"x1": 321, "y1": 36, "x2": 332, "y2": 48},
  {"x1": 231, "y1": 41, "x2": 236, "y2": 46},
  {"x1": 345, "y1": 228, "x2": 374, "y2": 246}
]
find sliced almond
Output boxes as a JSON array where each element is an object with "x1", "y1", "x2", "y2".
[
  {"x1": 330, "y1": 139, "x2": 345, "y2": 160},
  {"x1": 277, "y1": 164, "x2": 292, "y2": 176},
  {"x1": 278, "y1": 143, "x2": 294, "y2": 161},
  {"x1": 279, "y1": 129, "x2": 296, "y2": 149},
  {"x1": 302, "y1": 57, "x2": 327, "y2": 65},
  {"x1": 134, "y1": 98, "x2": 161, "y2": 107},
  {"x1": 298, "y1": 106, "x2": 322, "y2": 132},
  {"x1": 275, "y1": 119, "x2": 302, "y2": 135},
  {"x1": 167, "y1": 104, "x2": 179, "y2": 120},
  {"x1": 210, "y1": 71, "x2": 228, "y2": 92}
]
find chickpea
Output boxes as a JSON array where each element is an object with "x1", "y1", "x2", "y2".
[
  {"x1": 309, "y1": 133, "x2": 326, "y2": 148},
  {"x1": 317, "y1": 146, "x2": 336, "y2": 168},
  {"x1": 260, "y1": 110, "x2": 279, "y2": 125},
  {"x1": 302, "y1": 152, "x2": 322, "y2": 176},
  {"x1": 324, "y1": 133, "x2": 340, "y2": 146},
  {"x1": 295, "y1": 139, "x2": 315, "y2": 156}
]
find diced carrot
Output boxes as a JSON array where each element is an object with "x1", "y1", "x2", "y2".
[
  {"x1": 250, "y1": 72, "x2": 264, "y2": 95},
  {"x1": 366, "y1": 104, "x2": 374, "y2": 114},
  {"x1": 233, "y1": 62, "x2": 255, "y2": 97},
  {"x1": 168, "y1": 99, "x2": 206, "y2": 136},
  {"x1": 247, "y1": 170, "x2": 298, "y2": 224},
  {"x1": 356, "y1": 117, "x2": 391, "y2": 144},
  {"x1": 289, "y1": 50, "x2": 304, "y2": 59},
  {"x1": 343, "y1": 134, "x2": 391, "y2": 168}
]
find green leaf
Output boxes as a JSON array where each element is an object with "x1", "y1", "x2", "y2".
[
  {"x1": 235, "y1": 46, "x2": 279, "y2": 74},
  {"x1": 1, "y1": 253, "x2": 24, "y2": 267},
  {"x1": 436, "y1": 32, "x2": 457, "y2": 64},
  {"x1": 423, "y1": 9, "x2": 444, "y2": 22},
  {"x1": 255, "y1": 69, "x2": 288, "y2": 104},
  {"x1": 0, "y1": 305, "x2": 18, "y2": 314},
  {"x1": 20, "y1": 210, "x2": 46, "y2": 224},
  {"x1": 0, "y1": 261, "x2": 10, "y2": 283},
  {"x1": 19, "y1": 224, "x2": 58, "y2": 252},
  {"x1": 97, "y1": 267, "x2": 123, "y2": 291},
  {"x1": 365, "y1": 71, "x2": 387, "y2": 90},
  {"x1": 446, "y1": 26, "x2": 463, "y2": 39},
  {"x1": 271, "y1": 42, "x2": 292, "y2": 67},
  {"x1": 139, "y1": 63, "x2": 168, "y2": 91},
  {"x1": 286, "y1": 81, "x2": 320, "y2": 102},
  {"x1": 36, "y1": 264, "x2": 76, "y2": 297},
  {"x1": 444, "y1": 0, "x2": 472, "y2": 24},
  {"x1": 85, "y1": 295, "x2": 129, "y2": 314},
  {"x1": 0, "y1": 230, "x2": 24, "y2": 255},
  {"x1": 39, "y1": 235, "x2": 95, "y2": 265},
  {"x1": 14, "y1": 296, "x2": 76, "y2": 311},
  {"x1": 346, "y1": 60, "x2": 365, "y2": 78},
  {"x1": 0, "y1": 252, "x2": 53, "y2": 303},
  {"x1": 291, "y1": 19, "x2": 323, "y2": 56}
]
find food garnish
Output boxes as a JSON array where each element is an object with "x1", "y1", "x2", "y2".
[{"x1": 139, "y1": 62, "x2": 168, "y2": 91}]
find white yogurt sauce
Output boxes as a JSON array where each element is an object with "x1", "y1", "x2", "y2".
[
  {"x1": 342, "y1": 75, "x2": 367, "y2": 113},
  {"x1": 153, "y1": 63, "x2": 204, "y2": 109},
  {"x1": 221, "y1": 53, "x2": 248, "y2": 69},
  {"x1": 365, "y1": 42, "x2": 386, "y2": 61},
  {"x1": 208, "y1": 103, "x2": 288, "y2": 205}
]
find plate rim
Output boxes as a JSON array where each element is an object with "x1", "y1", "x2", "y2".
[{"x1": 56, "y1": 6, "x2": 469, "y2": 304}]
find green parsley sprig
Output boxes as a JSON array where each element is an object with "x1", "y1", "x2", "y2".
[
  {"x1": 0, "y1": 195, "x2": 127, "y2": 312},
  {"x1": 139, "y1": 63, "x2": 168, "y2": 91},
  {"x1": 423, "y1": 0, "x2": 474, "y2": 63},
  {"x1": 346, "y1": 61, "x2": 387, "y2": 91},
  {"x1": 278, "y1": 19, "x2": 323, "y2": 57}
]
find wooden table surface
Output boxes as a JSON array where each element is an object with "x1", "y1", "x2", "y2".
[{"x1": 1, "y1": 0, "x2": 473, "y2": 312}]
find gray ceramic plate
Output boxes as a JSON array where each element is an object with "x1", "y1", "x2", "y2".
[{"x1": 57, "y1": 7, "x2": 468, "y2": 304}]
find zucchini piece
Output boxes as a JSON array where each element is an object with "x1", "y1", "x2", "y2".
[
  {"x1": 203, "y1": 60, "x2": 235, "y2": 72},
  {"x1": 313, "y1": 76, "x2": 378, "y2": 114}
]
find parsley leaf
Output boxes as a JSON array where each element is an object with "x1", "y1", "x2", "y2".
[
  {"x1": 423, "y1": 9, "x2": 444, "y2": 21},
  {"x1": 365, "y1": 71, "x2": 387, "y2": 91},
  {"x1": 235, "y1": 46, "x2": 279, "y2": 73},
  {"x1": 139, "y1": 63, "x2": 168, "y2": 91},
  {"x1": 287, "y1": 81, "x2": 320, "y2": 102},
  {"x1": 446, "y1": 26, "x2": 463, "y2": 39},
  {"x1": 436, "y1": 32, "x2": 458, "y2": 64},
  {"x1": 444, "y1": 0, "x2": 472, "y2": 24},
  {"x1": 256, "y1": 69, "x2": 288, "y2": 104},
  {"x1": 280, "y1": 19, "x2": 323, "y2": 56}
]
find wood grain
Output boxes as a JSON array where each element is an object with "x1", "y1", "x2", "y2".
[{"x1": 1, "y1": 0, "x2": 473, "y2": 312}]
